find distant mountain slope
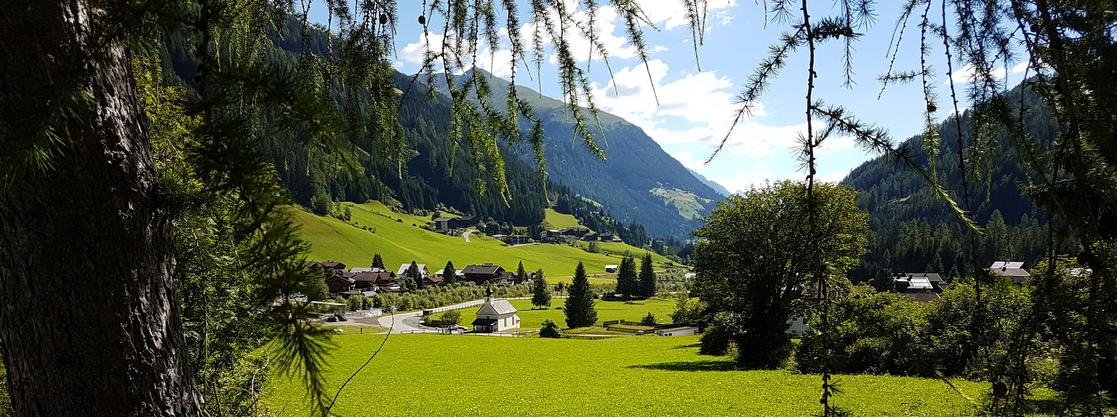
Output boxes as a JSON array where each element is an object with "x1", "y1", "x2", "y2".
[
  {"x1": 449, "y1": 69, "x2": 724, "y2": 240},
  {"x1": 689, "y1": 169, "x2": 732, "y2": 197},
  {"x1": 290, "y1": 201, "x2": 675, "y2": 280},
  {"x1": 839, "y1": 84, "x2": 1068, "y2": 282}
]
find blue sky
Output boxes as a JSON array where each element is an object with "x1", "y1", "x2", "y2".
[{"x1": 311, "y1": 1, "x2": 1029, "y2": 194}]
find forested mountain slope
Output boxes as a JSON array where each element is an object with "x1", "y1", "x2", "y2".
[
  {"x1": 448, "y1": 69, "x2": 724, "y2": 240},
  {"x1": 162, "y1": 18, "x2": 690, "y2": 253},
  {"x1": 841, "y1": 84, "x2": 1073, "y2": 282}
]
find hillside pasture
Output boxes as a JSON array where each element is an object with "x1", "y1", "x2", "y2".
[
  {"x1": 290, "y1": 202, "x2": 674, "y2": 280},
  {"x1": 544, "y1": 208, "x2": 583, "y2": 229},
  {"x1": 263, "y1": 333, "x2": 986, "y2": 416}
]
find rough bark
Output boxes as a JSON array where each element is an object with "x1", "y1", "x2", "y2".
[{"x1": 0, "y1": 0, "x2": 202, "y2": 415}]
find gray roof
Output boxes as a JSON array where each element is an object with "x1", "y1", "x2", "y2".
[
  {"x1": 477, "y1": 299, "x2": 517, "y2": 316},
  {"x1": 894, "y1": 272, "x2": 943, "y2": 283},
  {"x1": 463, "y1": 264, "x2": 503, "y2": 275},
  {"x1": 990, "y1": 261, "x2": 1025, "y2": 269}
]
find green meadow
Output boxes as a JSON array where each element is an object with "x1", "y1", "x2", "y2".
[
  {"x1": 454, "y1": 298, "x2": 678, "y2": 331},
  {"x1": 290, "y1": 202, "x2": 673, "y2": 280},
  {"x1": 263, "y1": 333, "x2": 986, "y2": 416},
  {"x1": 544, "y1": 208, "x2": 583, "y2": 229}
]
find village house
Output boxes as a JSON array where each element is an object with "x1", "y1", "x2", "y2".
[
  {"x1": 471, "y1": 288, "x2": 520, "y2": 333},
  {"x1": 352, "y1": 269, "x2": 394, "y2": 292},
  {"x1": 559, "y1": 227, "x2": 590, "y2": 238},
  {"x1": 325, "y1": 271, "x2": 356, "y2": 294},
  {"x1": 433, "y1": 215, "x2": 477, "y2": 234},
  {"x1": 891, "y1": 272, "x2": 944, "y2": 302},
  {"x1": 989, "y1": 261, "x2": 1031, "y2": 284},
  {"x1": 433, "y1": 268, "x2": 465, "y2": 281},
  {"x1": 396, "y1": 263, "x2": 431, "y2": 281},
  {"x1": 461, "y1": 263, "x2": 506, "y2": 284}
]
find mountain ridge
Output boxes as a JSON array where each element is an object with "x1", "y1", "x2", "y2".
[{"x1": 445, "y1": 68, "x2": 724, "y2": 240}]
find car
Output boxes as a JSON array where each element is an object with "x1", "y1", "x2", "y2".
[
  {"x1": 449, "y1": 325, "x2": 468, "y2": 332},
  {"x1": 333, "y1": 313, "x2": 348, "y2": 322}
]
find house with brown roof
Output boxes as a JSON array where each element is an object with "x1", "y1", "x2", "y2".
[
  {"x1": 462, "y1": 263, "x2": 506, "y2": 284},
  {"x1": 352, "y1": 269, "x2": 394, "y2": 291},
  {"x1": 325, "y1": 271, "x2": 357, "y2": 294}
]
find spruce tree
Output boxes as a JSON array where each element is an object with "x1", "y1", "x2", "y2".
[
  {"x1": 531, "y1": 269, "x2": 551, "y2": 309},
  {"x1": 443, "y1": 260, "x2": 457, "y2": 284},
  {"x1": 372, "y1": 253, "x2": 384, "y2": 269},
  {"x1": 516, "y1": 261, "x2": 527, "y2": 282},
  {"x1": 564, "y1": 262, "x2": 597, "y2": 328},
  {"x1": 615, "y1": 256, "x2": 638, "y2": 299},
  {"x1": 408, "y1": 261, "x2": 423, "y2": 289},
  {"x1": 639, "y1": 253, "x2": 657, "y2": 297}
]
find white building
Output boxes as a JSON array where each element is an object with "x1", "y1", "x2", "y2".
[
  {"x1": 654, "y1": 326, "x2": 698, "y2": 336},
  {"x1": 471, "y1": 288, "x2": 520, "y2": 333}
]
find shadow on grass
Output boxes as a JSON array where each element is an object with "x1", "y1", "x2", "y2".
[
  {"x1": 628, "y1": 359, "x2": 738, "y2": 372},
  {"x1": 671, "y1": 343, "x2": 702, "y2": 350}
]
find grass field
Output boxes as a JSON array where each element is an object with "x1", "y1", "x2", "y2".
[
  {"x1": 544, "y1": 209, "x2": 584, "y2": 229},
  {"x1": 290, "y1": 202, "x2": 675, "y2": 280},
  {"x1": 262, "y1": 333, "x2": 986, "y2": 416},
  {"x1": 454, "y1": 298, "x2": 677, "y2": 331}
]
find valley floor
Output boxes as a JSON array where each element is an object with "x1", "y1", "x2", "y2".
[{"x1": 263, "y1": 332, "x2": 987, "y2": 416}]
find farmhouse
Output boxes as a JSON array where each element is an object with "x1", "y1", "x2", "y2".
[
  {"x1": 989, "y1": 261, "x2": 1031, "y2": 284},
  {"x1": 559, "y1": 227, "x2": 590, "y2": 238},
  {"x1": 471, "y1": 288, "x2": 520, "y2": 332},
  {"x1": 892, "y1": 272, "x2": 944, "y2": 293},
  {"x1": 462, "y1": 263, "x2": 506, "y2": 284},
  {"x1": 325, "y1": 271, "x2": 356, "y2": 294},
  {"x1": 396, "y1": 263, "x2": 430, "y2": 280},
  {"x1": 352, "y1": 269, "x2": 394, "y2": 291},
  {"x1": 891, "y1": 272, "x2": 944, "y2": 303}
]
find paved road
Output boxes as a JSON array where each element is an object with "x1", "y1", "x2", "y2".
[
  {"x1": 376, "y1": 299, "x2": 489, "y2": 333},
  {"x1": 374, "y1": 296, "x2": 559, "y2": 334}
]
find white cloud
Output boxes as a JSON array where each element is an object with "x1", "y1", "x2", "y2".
[
  {"x1": 707, "y1": 161, "x2": 778, "y2": 194},
  {"x1": 398, "y1": 30, "x2": 520, "y2": 78},
  {"x1": 639, "y1": 0, "x2": 738, "y2": 30},
  {"x1": 946, "y1": 63, "x2": 1007, "y2": 85}
]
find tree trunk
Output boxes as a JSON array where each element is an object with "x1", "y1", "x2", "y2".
[{"x1": 0, "y1": 0, "x2": 201, "y2": 415}]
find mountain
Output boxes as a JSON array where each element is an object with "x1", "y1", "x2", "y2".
[
  {"x1": 689, "y1": 169, "x2": 732, "y2": 197},
  {"x1": 162, "y1": 19, "x2": 699, "y2": 256},
  {"x1": 449, "y1": 69, "x2": 724, "y2": 240},
  {"x1": 839, "y1": 83, "x2": 1071, "y2": 284}
]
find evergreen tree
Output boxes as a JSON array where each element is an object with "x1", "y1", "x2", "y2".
[
  {"x1": 564, "y1": 262, "x2": 597, "y2": 328},
  {"x1": 443, "y1": 260, "x2": 457, "y2": 284},
  {"x1": 531, "y1": 269, "x2": 551, "y2": 309},
  {"x1": 638, "y1": 253, "x2": 657, "y2": 297},
  {"x1": 615, "y1": 256, "x2": 638, "y2": 299},
  {"x1": 372, "y1": 253, "x2": 384, "y2": 269},
  {"x1": 407, "y1": 261, "x2": 423, "y2": 289},
  {"x1": 516, "y1": 261, "x2": 527, "y2": 282}
]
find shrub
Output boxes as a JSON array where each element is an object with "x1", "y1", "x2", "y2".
[
  {"x1": 641, "y1": 313, "x2": 656, "y2": 326},
  {"x1": 539, "y1": 319, "x2": 563, "y2": 338},
  {"x1": 700, "y1": 324, "x2": 731, "y2": 356}
]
